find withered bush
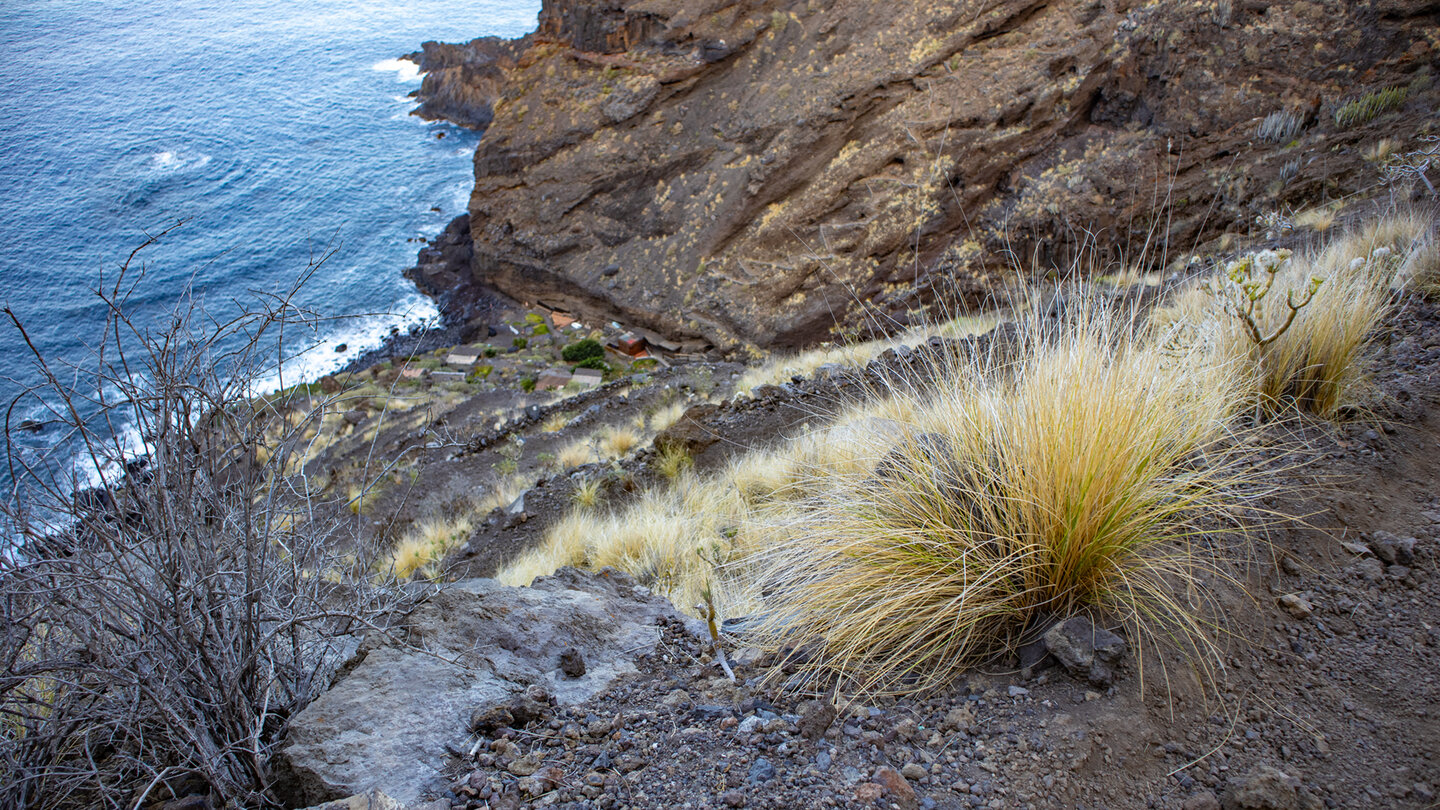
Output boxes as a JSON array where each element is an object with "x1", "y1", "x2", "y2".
[{"x1": 0, "y1": 237, "x2": 412, "y2": 809}]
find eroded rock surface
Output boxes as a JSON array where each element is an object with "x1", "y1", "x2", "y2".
[
  {"x1": 411, "y1": 0, "x2": 1439, "y2": 350},
  {"x1": 277, "y1": 568, "x2": 683, "y2": 806}
]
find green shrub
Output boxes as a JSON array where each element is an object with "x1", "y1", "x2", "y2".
[
  {"x1": 1334, "y1": 86, "x2": 1407, "y2": 129},
  {"x1": 513, "y1": 337, "x2": 528, "y2": 349},
  {"x1": 533, "y1": 324, "x2": 550, "y2": 336},
  {"x1": 520, "y1": 376, "x2": 537, "y2": 392},
  {"x1": 575, "y1": 357, "x2": 610, "y2": 372},
  {"x1": 562, "y1": 338, "x2": 605, "y2": 363},
  {"x1": 484, "y1": 346, "x2": 498, "y2": 358},
  {"x1": 525, "y1": 312, "x2": 545, "y2": 325}
]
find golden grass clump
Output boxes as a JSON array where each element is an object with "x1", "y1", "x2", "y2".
[
  {"x1": 557, "y1": 440, "x2": 594, "y2": 469},
  {"x1": 648, "y1": 400, "x2": 688, "y2": 433},
  {"x1": 735, "y1": 313, "x2": 1001, "y2": 395},
  {"x1": 655, "y1": 443, "x2": 694, "y2": 480},
  {"x1": 740, "y1": 309, "x2": 1249, "y2": 694},
  {"x1": 387, "y1": 513, "x2": 474, "y2": 579},
  {"x1": 597, "y1": 424, "x2": 640, "y2": 458},
  {"x1": 500, "y1": 477, "x2": 767, "y2": 615},
  {"x1": 1155, "y1": 213, "x2": 1431, "y2": 418},
  {"x1": 571, "y1": 476, "x2": 602, "y2": 509},
  {"x1": 541, "y1": 411, "x2": 572, "y2": 433}
]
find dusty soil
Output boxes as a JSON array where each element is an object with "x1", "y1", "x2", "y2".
[{"x1": 416, "y1": 297, "x2": 1440, "y2": 810}]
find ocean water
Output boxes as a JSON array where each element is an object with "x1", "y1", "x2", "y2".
[{"x1": 0, "y1": 0, "x2": 537, "y2": 491}]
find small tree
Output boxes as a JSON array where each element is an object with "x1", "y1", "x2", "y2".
[
  {"x1": 0, "y1": 233, "x2": 414, "y2": 808},
  {"x1": 561, "y1": 338, "x2": 605, "y2": 363}
]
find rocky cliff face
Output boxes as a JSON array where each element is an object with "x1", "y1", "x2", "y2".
[{"x1": 414, "y1": 0, "x2": 1438, "y2": 349}]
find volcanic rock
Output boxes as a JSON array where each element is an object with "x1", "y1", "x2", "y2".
[
  {"x1": 408, "y1": 0, "x2": 1439, "y2": 351},
  {"x1": 276, "y1": 568, "x2": 683, "y2": 806}
]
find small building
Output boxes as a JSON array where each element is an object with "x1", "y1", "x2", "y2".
[
  {"x1": 535, "y1": 368, "x2": 573, "y2": 391},
  {"x1": 571, "y1": 368, "x2": 604, "y2": 388}
]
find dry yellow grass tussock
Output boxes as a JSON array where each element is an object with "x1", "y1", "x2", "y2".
[
  {"x1": 597, "y1": 425, "x2": 640, "y2": 459},
  {"x1": 735, "y1": 313, "x2": 1001, "y2": 395},
  {"x1": 740, "y1": 307, "x2": 1250, "y2": 694},
  {"x1": 648, "y1": 400, "x2": 688, "y2": 433},
  {"x1": 1155, "y1": 212, "x2": 1432, "y2": 417},
  {"x1": 557, "y1": 440, "x2": 595, "y2": 469},
  {"x1": 500, "y1": 476, "x2": 768, "y2": 616},
  {"x1": 387, "y1": 512, "x2": 474, "y2": 579}
]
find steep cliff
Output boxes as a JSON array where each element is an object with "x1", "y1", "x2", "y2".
[{"x1": 413, "y1": 0, "x2": 1439, "y2": 349}]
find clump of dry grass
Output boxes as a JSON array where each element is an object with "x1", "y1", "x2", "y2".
[
  {"x1": 558, "y1": 440, "x2": 594, "y2": 469},
  {"x1": 735, "y1": 313, "x2": 1001, "y2": 395},
  {"x1": 571, "y1": 476, "x2": 603, "y2": 509},
  {"x1": 500, "y1": 477, "x2": 766, "y2": 614},
  {"x1": 541, "y1": 411, "x2": 573, "y2": 432},
  {"x1": 1155, "y1": 212, "x2": 1433, "y2": 418},
  {"x1": 647, "y1": 400, "x2": 688, "y2": 433},
  {"x1": 387, "y1": 512, "x2": 475, "y2": 579},
  {"x1": 655, "y1": 443, "x2": 694, "y2": 480},
  {"x1": 741, "y1": 308, "x2": 1251, "y2": 694},
  {"x1": 597, "y1": 424, "x2": 640, "y2": 459}
]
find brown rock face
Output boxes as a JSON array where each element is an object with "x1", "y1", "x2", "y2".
[{"x1": 414, "y1": 0, "x2": 1439, "y2": 350}]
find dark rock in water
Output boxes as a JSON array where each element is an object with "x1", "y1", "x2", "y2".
[
  {"x1": 17, "y1": 418, "x2": 43, "y2": 433},
  {"x1": 1043, "y1": 617, "x2": 1127, "y2": 687},
  {"x1": 1221, "y1": 764, "x2": 1322, "y2": 810},
  {"x1": 559, "y1": 647, "x2": 586, "y2": 678},
  {"x1": 334, "y1": 343, "x2": 348, "y2": 353}
]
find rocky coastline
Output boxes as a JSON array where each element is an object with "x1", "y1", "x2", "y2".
[{"x1": 401, "y1": 0, "x2": 1438, "y2": 353}]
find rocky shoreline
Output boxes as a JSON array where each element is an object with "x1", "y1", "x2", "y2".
[{"x1": 400, "y1": 0, "x2": 1438, "y2": 353}]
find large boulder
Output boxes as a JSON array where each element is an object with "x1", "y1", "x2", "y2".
[{"x1": 276, "y1": 568, "x2": 683, "y2": 806}]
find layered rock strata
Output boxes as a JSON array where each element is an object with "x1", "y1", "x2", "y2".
[{"x1": 411, "y1": 0, "x2": 1439, "y2": 349}]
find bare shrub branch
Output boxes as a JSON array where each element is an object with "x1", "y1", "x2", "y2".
[{"x1": 1, "y1": 237, "x2": 415, "y2": 808}]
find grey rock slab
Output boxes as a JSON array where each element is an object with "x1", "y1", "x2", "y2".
[{"x1": 278, "y1": 567, "x2": 682, "y2": 806}]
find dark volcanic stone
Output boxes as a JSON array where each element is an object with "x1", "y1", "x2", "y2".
[{"x1": 560, "y1": 647, "x2": 587, "y2": 678}]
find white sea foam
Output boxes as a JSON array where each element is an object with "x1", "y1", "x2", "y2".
[
  {"x1": 249, "y1": 293, "x2": 441, "y2": 396},
  {"x1": 372, "y1": 58, "x2": 421, "y2": 83},
  {"x1": 149, "y1": 149, "x2": 213, "y2": 174}
]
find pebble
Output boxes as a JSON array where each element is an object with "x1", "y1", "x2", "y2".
[
  {"x1": 1277, "y1": 593, "x2": 1314, "y2": 619},
  {"x1": 748, "y1": 757, "x2": 777, "y2": 784}
]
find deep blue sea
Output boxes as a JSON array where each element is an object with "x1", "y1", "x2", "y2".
[{"x1": 0, "y1": 0, "x2": 537, "y2": 491}]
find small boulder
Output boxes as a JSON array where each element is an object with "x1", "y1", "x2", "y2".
[
  {"x1": 1182, "y1": 790, "x2": 1221, "y2": 810},
  {"x1": 873, "y1": 766, "x2": 919, "y2": 810},
  {"x1": 748, "y1": 757, "x2": 777, "y2": 784},
  {"x1": 1043, "y1": 617, "x2": 1128, "y2": 687},
  {"x1": 653, "y1": 403, "x2": 722, "y2": 456},
  {"x1": 796, "y1": 699, "x2": 837, "y2": 740}
]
